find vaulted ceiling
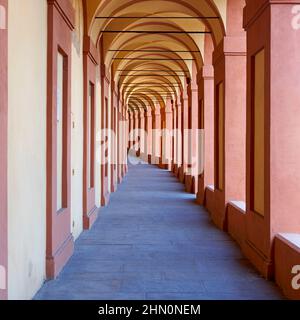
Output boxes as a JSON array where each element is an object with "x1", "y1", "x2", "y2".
[{"x1": 83, "y1": 0, "x2": 227, "y2": 112}]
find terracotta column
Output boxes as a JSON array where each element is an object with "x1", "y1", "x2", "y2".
[
  {"x1": 110, "y1": 79, "x2": 118, "y2": 193},
  {"x1": 120, "y1": 105, "x2": 126, "y2": 178},
  {"x1": 152, "y1": 104, "x2": 161, "y2": 164},
  {"x1": 100, "y1": 60, "x2": 110, "y2": 206},
  {"x1": 179, "y1": 88, "x2": 189, "y2": 183},
  {"x1": 145, "y1": 108, "x2": 152, "y2": 163},
  {"x1": 0, "y1": 0, "x2": 7, "y2": 300},
  {"x1": 128, "y1": 110, "x2": 134, "y2": 152},
  {"x1": 124, "y1": 108, "x2": 129, "y2": 173},
  {"x1": 82, "y1": 36, "x2": 99, "y2": 229},
  {"x1": 139, "y1": 109, "x2": 145, "y2": 158},
  {"x1": 161, "y1": 98, "x2": 173, "y2": 170},
  {"x1": 174, "y1": 100, "x2": 182, "y2": 178},
  {"x1": 243, "y1": 0, "x2": 300, "y2": 278},
  {"x1": 134, "y1": 110, "x2": 140, "y2": 155},
  {"x1": 197, "y1": 35, "x2": 215, "y2": 205},
  {"x1": 211, "y1": 0, "x2": 246, "y2": 230},
  {"x1": 117, "y1": 105, "x2": 123, "y2": 184},
  {"x1": 185, "y1": 67, "x2": 199, "y2": 194},
  {"x1": 171, "y1": 101, "x2": 176, "y2": 173},
  {"x1": 46, "y1": 0, "x2": 75, "y2": 279}
]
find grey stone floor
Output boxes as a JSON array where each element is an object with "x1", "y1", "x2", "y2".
[{"x1": 35, "y1": 164, "x2": 284, "y2": 300}]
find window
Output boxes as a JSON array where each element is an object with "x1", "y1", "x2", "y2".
[{"x1": 251, "y1": 49, "x2": 265, "y2": 216}]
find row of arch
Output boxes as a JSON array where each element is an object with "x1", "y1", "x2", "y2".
[{"x1": 0, "y1": 0, "x2": 300, "y2": 299}]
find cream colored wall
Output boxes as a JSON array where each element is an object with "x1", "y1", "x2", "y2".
[
  {"x1": 214, "y1": 0, "x2": 227, "y2": 30},
  {"x1": 71, "y1": 0, "x2": 84, "y2": 240},
  {"x1": 7, "y1": 0, "x2": 47, "y2": 300}
]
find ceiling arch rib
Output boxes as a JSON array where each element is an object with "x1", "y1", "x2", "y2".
[
  {"x1": 84, "y1": 0, "x2": 226, "y2": 110},
  {"x1": 86, "y1": 0, "x2": 226, "y2": 46}
]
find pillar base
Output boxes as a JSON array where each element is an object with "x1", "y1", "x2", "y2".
[
  {"x1": 46, "y1": 234, "x2": 74, "y2": 279},
  {"x1": 210, "y1": 190, "x2": 227, "y2": 230},
  {"x1": 185, "y1": 175, "x2": 197, "y2": 194},
  {"x1": 150, "y1": 156, "x2": 160, "y2": 165},
  {"x1": 174, "y1": 164, "x2": 180, "y2": 178},
  {"x1": 178, "y1": 167, "x2": 186, "y2": 183},
  {"x1": 211, "y1": 209, "x2": 227, "y2": 231},
  {"x1": 101, "y1": 192, "x2": 110, "y2": 206},
  {"x1": 196, "y1": 176, "x2": 205, "y2": 205},
  {"x1": 111, "y1": 182, "x2": 117, "y2": 193},
  {"x1": 83, "y1": 206, "x2": 99, "y2": 230},
  {"x1": 243, "y1": 240, "x2": 274, "y2": 280},
  {"x1": 171, "y1": 161, "x2": 176, "y2": 173}
]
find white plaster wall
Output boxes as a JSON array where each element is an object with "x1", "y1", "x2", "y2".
[
  {"x1": 7, "y1": 0, "x2": 47, "y2": 300},
  {"x1": 71, "y1": 0, "x2": 84, "y2": 240}
]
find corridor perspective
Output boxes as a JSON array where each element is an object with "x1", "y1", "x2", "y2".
[
  {"x1": 35, "y1": 163, "x2": 283, "y2": 300},
  {"x1": 1, "y1": 0, "x2": 300, "y2": 301}
]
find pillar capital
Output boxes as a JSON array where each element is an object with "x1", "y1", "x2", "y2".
[
  {"x1": 201, "y1": 65, "x2": 214, "y2": 80},
  {"x1": 165, "y1": 98, "x2": 173, "y2": 113},
  {"x1": 154, "y1": 104, "x2": 161, "y2": 115},
  {"x1": 213, "y1": 36, "x2": 246, "y2": 65}
]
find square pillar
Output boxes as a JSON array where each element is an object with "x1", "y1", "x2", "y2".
[
  {"x1": 161, "y1": 98, "x2": 173, "y2": 170},
  {"x1": 197, "y1": 65, "x2": 215, "y2": 205},
  {"x1": 46, "y1": 0, "x2": 75, "y2": 278},
  {"x1": 82, "y1": 36, "x2": 99, "y2": 229},
  {"x1": 244, "y1": 0, "x2": 300, "y2": 278},
  {"x1": 179, "y1": 91, "x2": 189, "y2": 183},
  {"x1": 171, "y1": 102, "x2": 177, "y2": 173},
  {"x1": 152, "y1": 104, "x2": 161, "y2": 165},
  {"x1": 211, "y1": 35, "x2": 246, "y2": 230},
  {"x1": 100, "y1": 61, "x2": 110, "y2": 206},
  {"x1": 145, "y1": 109, "x2": 152, "y2": 163},
  {"x1": 185, "y1": 80, "x2": 199, "y2": 194},
  {"x1": 174, "y1": 101, "x2": 182, "y2": 178}
]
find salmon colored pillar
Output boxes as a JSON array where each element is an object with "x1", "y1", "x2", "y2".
[
  {"x1": 171, "y1": 101, "x2": 176, "y2": 172},
  {"x1": 152, "y1": 104, "x2": 161, "y2": 164},
  {"x1": 174, "y1": 100, "x2": 182, "y2": 178},
  {"x1": 83, "y1": 36, "x2": 99, "y2": 229},
  {"x1": 145, "y1": 108, "x2": 153, "y2": 163},
  {"x1": 120, "y1": 105, "x2": 127, "y2": 177},
  {"x1": 110, "y1": 79, "x2": 117, "y2": 193},
  {"x1": 128, "y1": 110, "x2": 133, "y2": 152},
  {"x1": 211, "y1": 0, "x2": 246, "y2": 230},
  {"x1": 117, "y1": 105, "x2": 123, "y2": 184},
  {"x1": 186, "y1": 66, "x2": 199, "y2": 194},
  {"x1": 179, "y1": 88, "x2": 189, "y2": 183},
  {"x1": 134, "y1": 109, "x2": 140, "y2": 155},
  {"x1": 161, "y1": 98, "x2": 173, "y2": 170},
  {"x1": 140, "y1": 109, "x2": 145, "y2": 157},
  {"x1": 197, "y1": 35, "x2": 215, "y2": 205},
  {"x1": 46, "y1": 0, "x2": 75, "y2": 278},
  {"x1": 243, "y1": 0, "x2": 300, "y2": 279},
  {"x1": 99, "y1": 36, "x2": 110, "y2": 205},
  {"x1": 100, "y1": 62, "x2": 110, "y2": 206},
  {"x1": 0, "y1": 0, "x2": 7, "y2": 300}
]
